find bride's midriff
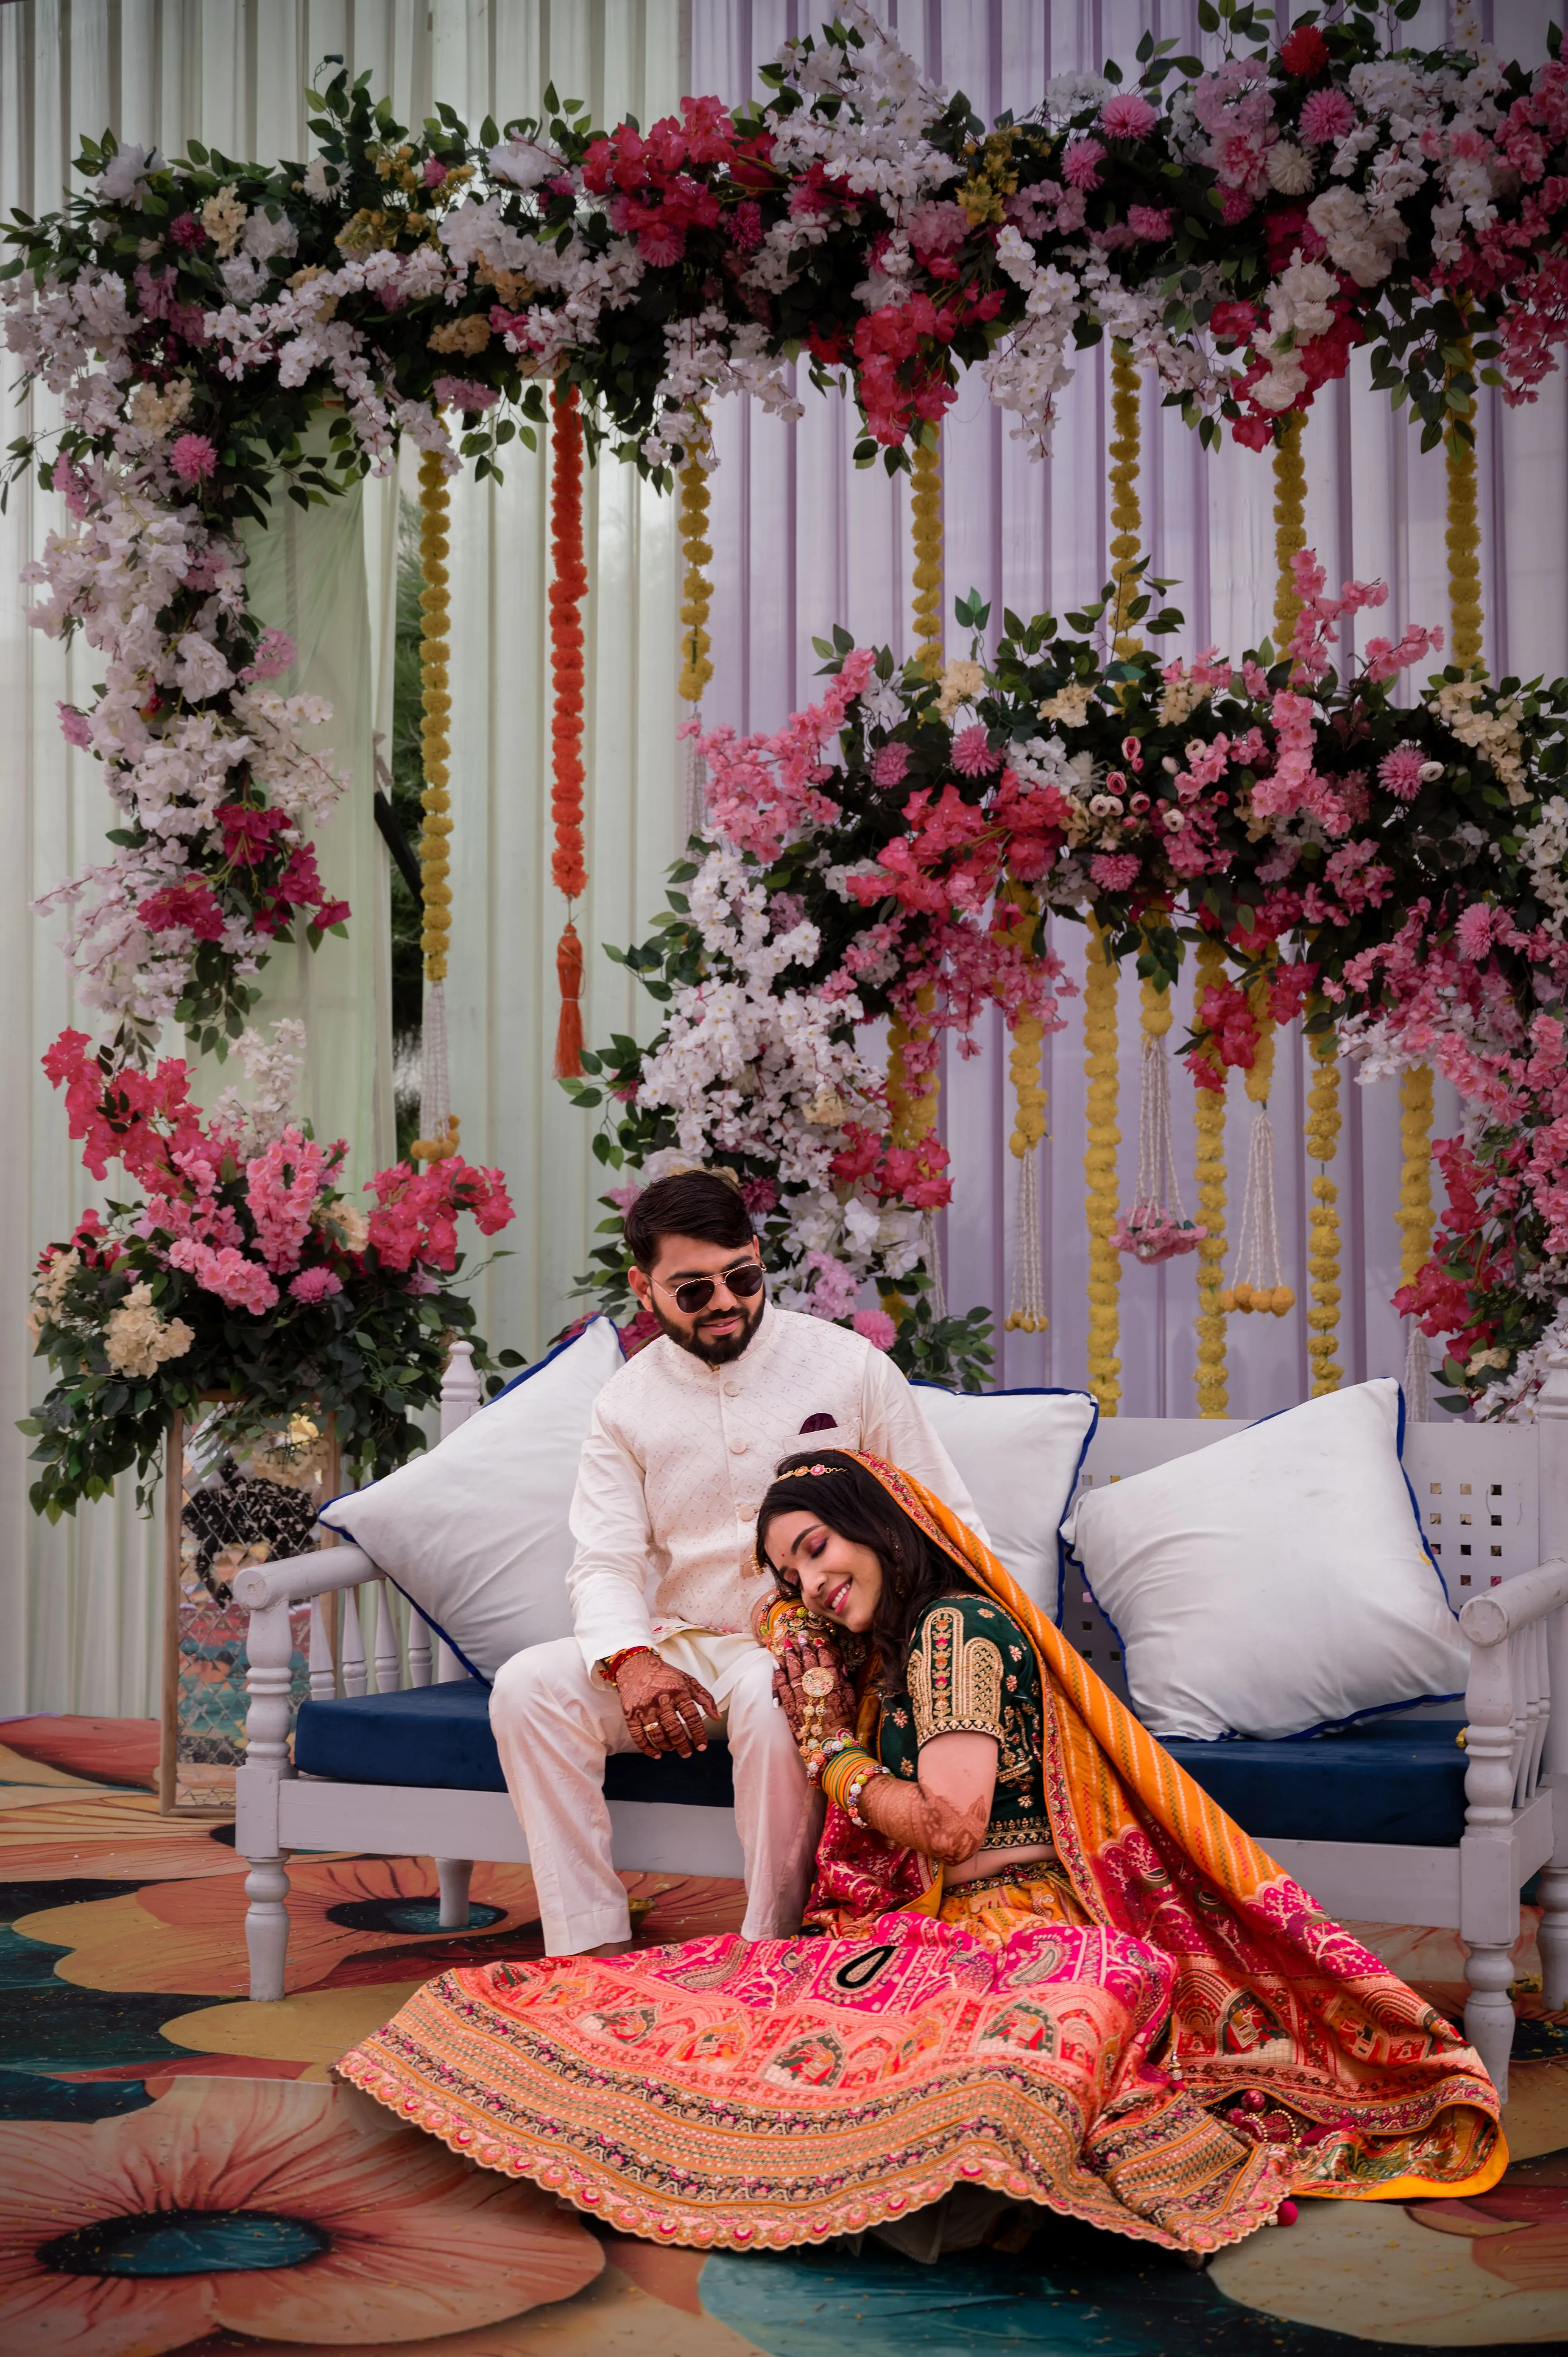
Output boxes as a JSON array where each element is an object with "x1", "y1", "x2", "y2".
[{"x1": 945, "y1": 1840, "x2": 1056, "y2": 1887}]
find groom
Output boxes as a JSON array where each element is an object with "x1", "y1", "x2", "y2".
[{"x1": 489, "y1": 1168, "x2": 981, "y2": 1955}]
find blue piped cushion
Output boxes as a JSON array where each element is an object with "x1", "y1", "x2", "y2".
[
  {"x1": 1163, "y1": 1722, "x2": 1468, "y2": 1848},
  {"x1": 293, "y1": 1680, "x2": 737, "y2": 1808}
]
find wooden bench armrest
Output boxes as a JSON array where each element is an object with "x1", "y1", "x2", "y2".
[
  {"x1": 233, "y1": 1542, "x2": 378, "y2": 1611},
  {"x1": 1459, "y1": 1558, "x2": 1568, "y2": 1647}
]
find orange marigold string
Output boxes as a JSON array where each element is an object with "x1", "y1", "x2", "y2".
[{"x1": 550, "y1": 378, "x2": 589, "y2": 1079}]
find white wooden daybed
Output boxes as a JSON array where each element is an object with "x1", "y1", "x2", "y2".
[{"x1": 234, "y1": 1351, "x2": 1568, "y2": 2098}]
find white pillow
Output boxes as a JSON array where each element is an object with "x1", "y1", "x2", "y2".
[
  {"x1": 915, "y1": 1384, "x2": 1098, "y2": 1622},
  {"x1": 1060, "y1": 1379, "x2": 1467, "y2": 1741},
  {"x1": 321, "y1": 1316, "x2": 625, "y2": 1680}
]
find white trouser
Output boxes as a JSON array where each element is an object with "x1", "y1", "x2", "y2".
[{"x1": 489, "y1": 1630, "x2": 822, "y2": 1955}]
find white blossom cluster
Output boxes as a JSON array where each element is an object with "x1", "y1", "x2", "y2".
[
  {"x1": 767, "y1": 1, "x2": 962, "y2": 221},
  {"x1": 1520, "y1": 796, "x2": 1568, "y2": 933},
  {"x1": 635, "y1": 843, "x2": 920, "y2": 1296},
  {"x1": 208, "y1": 1017, "x2": 308, "y2": 1154}
]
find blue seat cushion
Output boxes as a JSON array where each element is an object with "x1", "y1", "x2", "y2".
[
  {"x1": 293, "y1": 1679, "x2": 736, "y2": 1808},
  {"x1": 1163, "y1": 1721, "x2": 1468, "y2": 1848}
]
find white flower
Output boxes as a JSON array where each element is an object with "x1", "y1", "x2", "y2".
[
  {"x1": 1266, "y1": 141, "x2": 1315, "y2": 196},
  {"x1": 220, "y1": 254, "x2": 270, "y2": 305},
  {"x1": 487, "y1": 137, "x2": 563, "y2": 189},
  {"x1": 300, "y1": 157, "x2": 341, "y2": 203},
  {"x1": 100, "y1": 145, "x2": 163, "y2": 204},
  {"x1": 241, "y1": 209, "x2": 298, "y2": 264}
]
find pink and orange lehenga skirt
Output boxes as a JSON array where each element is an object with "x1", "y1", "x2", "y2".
[{"x1": 339, "y1": 1858, "x2": 1500, "y2": 2257}]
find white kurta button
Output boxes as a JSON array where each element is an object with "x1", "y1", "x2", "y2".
[
  {"x1": 724, "y1": 1380, "x2": 741, "y2": 1396},
  {"x1": 730, "y1": 1438, "x2": 748, "y2": 1454}
]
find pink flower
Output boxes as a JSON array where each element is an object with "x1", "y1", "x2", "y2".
[
  {"x1": 1061, "y1": 136, "x2": 1105, "y2": 190},
  {"x1": 57, "y1": 701, "x2": 93, "y2": 748},
  {"x1": 1089, "y1": 852, "x2": 1142, "y2": 891},
  {"x1": 1378, "y1": 745, "x2": 1427, "y2": 800},
  {"x1": 240, "y1": 627, "x2": 295, "y2": 683},
  {"x1": 423, "y1": 157, "x2": 448, "y2": 187},
  {"x1": 1299, "y1": 89, "x2": 1355, "y2": 145},
  {"x1": 434, "y1": 376, "x2": 498, "y2": 413},
  {"x1": 289, "y1": 1266, "x2": 343, "y2": 1303},
  {"x1": 728, "y1": 199, "x2": 763, "y2": 250},
  {"x1": 169, "y1": 212, "x2": 207, "y2": 248},
  {"x1": 852, "y1": 1307, "x2": 897, "y2": 1351},
  {"x1": 169, "y1": 433, "x2": 218, "y2": 485},
  {"x1": 950, "y1": 724, "x2": 1000, "y2": 778},
  {"x1": 606, "y1": 1179, "x2": 643, "y2": 1215},
  {"x1": 1455, "y1": 904, "x2": 1501, "y2": 963},
  {"x1": 246, "y1": 1129, "x2": 332, "y2": 1273},
  {"x1": 803, "y1": 1254, "x2": 859, "y2": 1321},
  {"x1": 740, "y1": 1176, "x2": 778, "y2": 1216},
  {"x1": 166, "y1": 1238, "x2": 279, "y2": 1314},
  {"x1": 1128, "y1": 204, "x2": 1175, "y2": 240},
  {"x1": 1100, "y1": 94, "x2": 1159, "y2": 141},
  {"x1": 871, "y1": 742, "x2": 911, "y2": 788}
]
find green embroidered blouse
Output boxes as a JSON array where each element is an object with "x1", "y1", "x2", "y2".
[{"x1": 874, "y1": 1593, "x2": 1052, "y2": 1853}]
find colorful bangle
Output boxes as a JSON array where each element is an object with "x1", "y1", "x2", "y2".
[
  {"x1": 843, "y1": 1763, "x2": 885, "y2": 1827},
  {"x1": 599, "y1": 1646, "x2": 657, "y2": 1685},
  {"x1": 805, "y1": 1729, "x2": 858, "y2": 1784},
  {"x1": 819, "y1": 1744, "x2": 879, "y2": 1811}
]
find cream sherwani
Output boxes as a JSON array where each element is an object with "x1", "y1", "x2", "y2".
[{"x1": 489, "y1": 1305, "x2": 983, "y2": 1953}]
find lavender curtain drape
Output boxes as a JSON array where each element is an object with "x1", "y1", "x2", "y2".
[{"x1": 689, "y1": 0, "x2": 1564, "y2": 1417}]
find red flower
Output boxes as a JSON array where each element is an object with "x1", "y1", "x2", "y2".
[
  {"x1": 138, "y1": 881, "x2": 226, "y2": 940},
  {"x1": 215, "y1": 802, "x2": 290, "y2": 865},
  {"x1": 1279, "y1": 25, "x2": 1331, "y2": 80}
]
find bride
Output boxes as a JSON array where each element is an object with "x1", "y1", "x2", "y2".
[{"x1": 339, "y1": 1449, "x2": 1504, "y2": 2257}]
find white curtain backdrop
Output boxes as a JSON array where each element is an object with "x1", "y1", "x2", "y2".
[{"x1": 2, "y1": 0, "x2": 1562, "y2": 1712}]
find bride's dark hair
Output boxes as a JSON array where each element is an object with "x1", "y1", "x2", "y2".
[{"x1": 756, "y1": 1449, "x2": 978, "y2": 1690}]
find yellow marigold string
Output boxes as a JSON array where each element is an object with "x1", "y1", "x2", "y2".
[
  {"x1": 1445, "y1": 332, "x2": 1484, "y2": 673},
  {"x1": 1108, "y1": 342, "x2": 1143, "y2": 661},
  {"x1": 1305, "y1": 1023, "x2": 1343, "y2": 1397},
  {"x1": 1192, "y1": 935, "x2": 1229, "y2": 1417},
  {"x1": 1272, "y1": 409, "x2": 1307, "y2": 652},
  {"x1": 1000, "y1": 885, "x2": 1048, "y2": 1334},
  {"x1": 411, "y1": 450, "x2": 457, "y2": 1164},
  {"x1": 1397, "y1": 1063, "x2": 1435, "y2": 1291},
  {"x1": 910, "y1": 432, "x2": 943, "y2": 679},
  {"x1": 676, "y1": 420, "x2": 714, "y2": 706},
  {"x1": 1083, "y1": 917, "x2": 1121, "y2": 1415},
  {"x1": 1222, "y1": 994, "x2": 1294, "y2": 1318}
]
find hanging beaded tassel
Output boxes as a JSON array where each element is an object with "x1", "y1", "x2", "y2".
[
  {"x1": 1305, "y1": 1025, "x2": 1343, "y2": 1396},
  {"x1": 1221, "y1": 1007, "x2": 1295, "y2": 1318},
  {"x1": 1002, "y1": 888, "x2": 1049, "y2": 1334},
  {"x1": 1112, "y1": 975, "x2": 1208, "y2": 1266},
  {"x1": 1083, "y1": 919, "x2": 1122, "y2": 1415},
  {"x1": 677, "y1": 415, "x2": 714, "y2": 843},
  {"x1": 412, "y1": 451, "x2": 458, "y2": 1163},
  {"x1": 1192, "y1": 938, "x2": 1230, "y2": 1416}
]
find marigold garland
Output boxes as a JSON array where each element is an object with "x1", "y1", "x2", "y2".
[
  {"x1": 1083, "y1": 917, "x2": 1121, "y2": 1415},
  {"x1": 677, "y1": 424, "x2": 714, "y2": 706},
  {"x1": 1192, "y1": 936, "x2": 1229, "y2": 1418},
  {"x1": 411, "y1": 452, "x2": 457, "y2": 1165},
  {"x1": 1445, "y1": 333, "x2": 1484, "y2": 672},
  {"x1": 1108, "y1": 342, "x2": 1143, "y2": 661},
  {"x1": 550, "y1": 378, "x2": 589, "y2": 1080},
  {"x1": 1397, "y1": 1062, "x2": 1435, "y2": 1292},
  {"x1": 1272, "y1": 410, "x2": 1307, "y2": 651},
  {"x1": 1306, "y1": 1025, "x2": 1343, "y2": 1396},
  {"x1": 909, "y1": 434, "x2": 943, "y2": 679}
]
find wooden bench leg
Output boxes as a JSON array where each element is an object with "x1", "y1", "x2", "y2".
[
  {"x1": 244, "y1": 1848, "x2": 293, "y2": 2001},
  {"x1": 436, "y1": 1857, "x2": 473, "y2": 1929},
  {"x1": 1540, "y1": 1839, "x2": 1568, "y2": 2013},
  {"x1": 1463, "y1": 1943, "x2": 1515, "y2": 2104}
]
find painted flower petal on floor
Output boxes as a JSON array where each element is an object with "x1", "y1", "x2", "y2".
[
  {"x1": 0, "y1": 1795, "x2": 245, "y2": 1883},
  {"x1": 622, "y1": 1872, "x2": 747, "y2": 1946},
  {"x1": 1407, "y1": 2147, "x2": 1568, "y2": 2297},
  {"x1": 0, "y1": 2076, "x2": 602, "y2": 2356},
  {"x1": 0, "y1": 1717, "x2": 159, "y2": 1792},
  {"x1": 14, "y1": 1857, "x2": 542, "y2": 1997}
]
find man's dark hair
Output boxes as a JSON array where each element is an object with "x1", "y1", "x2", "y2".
[
  {"x1": 756, "y1": 1449, "x2": 978, "y2": 1692},
  {"x1": 624, "y1": 1169, "x2": 754, "y2": 1272}
]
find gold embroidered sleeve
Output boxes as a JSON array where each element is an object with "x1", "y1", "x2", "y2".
[{"x1": 906, "y1": 1603, "x2": 1006, "y2": 1747}]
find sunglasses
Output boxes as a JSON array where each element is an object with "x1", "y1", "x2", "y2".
[{"x1": 652, "y1": 1259, "x2": 767, "y2": 1317}]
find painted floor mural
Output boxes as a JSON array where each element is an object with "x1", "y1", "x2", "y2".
[{"x1": 0, "y1": 1715, "x2": 1564, "y2": 2355}]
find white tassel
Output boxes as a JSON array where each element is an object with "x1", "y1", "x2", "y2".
[
  {"x1": 1403, "y1": 1320, "x2": 1433, "y2": 1422},
  {"x1": 1005, "y1": 1145, "x2": 1049, "y2": 1332},
  {"x1": 418, "y1": 979, "x2": 451, "y2": 1145},
  {"x1": 681, "y1": 719, "x2": 708, "y2": 844},
  {"x1": 920, "y1": 1209, "x2": 947, "y2": 1323}
]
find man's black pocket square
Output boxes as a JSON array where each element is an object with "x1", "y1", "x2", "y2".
[{"x1": 799, "y1": 1412, "x2": 837, "y2": 1434}]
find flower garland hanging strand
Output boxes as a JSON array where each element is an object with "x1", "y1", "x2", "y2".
[
  {"x1": 549, "y1": 378, "x2": 589, "y2": 1080},
  {"x1": 1446, "y1": 333, "x2": 1485, "y2": 672},
  {"x1": 1222, "y1": 998, "x2": 1295, "y2": 1318},
  {"x1": 411, "y1": 450, "x2": 457, "y2": 1164},
  {"x1": 1001, "y1": 885, "x2": 1049, "y2": 1334},
  {"x1": 1192, "y1": 935, "x2": 1230, "y2": 1417},
  {"x1": 1111, "y1": 969, "x2": 1207, "y2": 1266},
  {"x1": 677, "y1": 414, "x2": 714, "y2": 841},
  {"x1": 1084, "y1": 916, "x2": 1121, "y2": 1415},
  {"x1": 1305, "y1": 1024, "x2": 1343, "y2": 1396},
  {"x1": 1108, "y1": 342, "x2": 1144, "y2": 659},
  {"x1": 909, "y1": 430, "x2": 944, "y2": 680},
  {"x1": 1272, "y1": 411, "x2": 1307, "y2": 650}
]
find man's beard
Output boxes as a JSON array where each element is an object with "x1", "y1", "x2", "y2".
[{"x1": 652, "y1": 1288, "x2": 766, "y2": 1366}]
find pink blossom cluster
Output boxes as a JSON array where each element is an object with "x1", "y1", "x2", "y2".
[
  {"x1": 366, "y1": 1157, "x2": 515, "y2": 1273},
  {"x1": 698, "y1": 649, "x2": 876, "y2": 862}
]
